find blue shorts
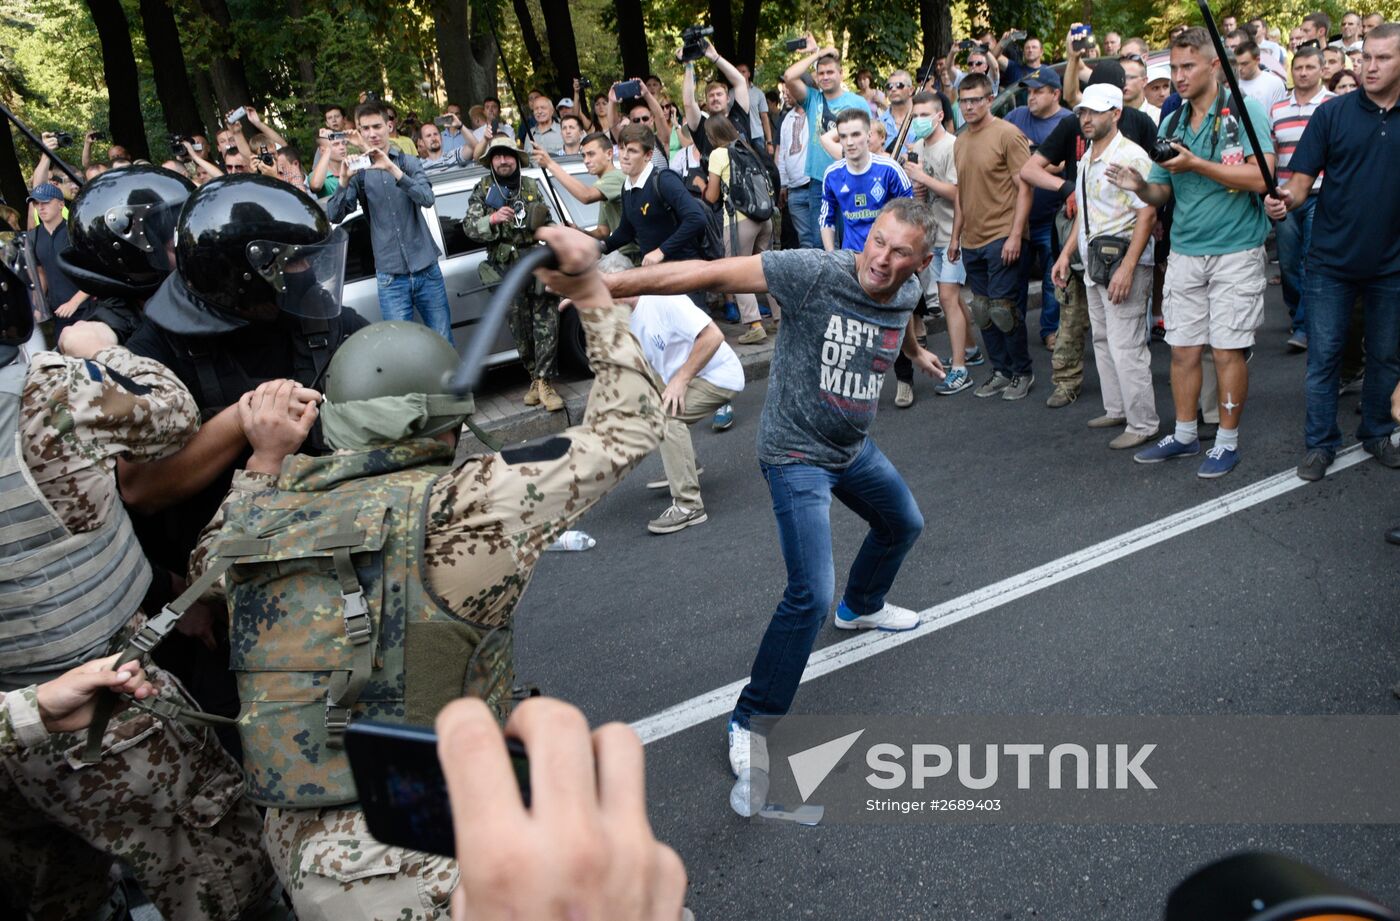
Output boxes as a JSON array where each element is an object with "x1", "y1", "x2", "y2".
[{"x1": 920, "y1": 245, "x2": 967, "y2": 292}]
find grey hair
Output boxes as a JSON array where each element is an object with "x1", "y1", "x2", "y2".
[
  {"x1": 597, "y1": 251, "x2": 635, "y2": 275},
  {"x1": 879, "y1": 198, "x2": 937, "y2": 254}
]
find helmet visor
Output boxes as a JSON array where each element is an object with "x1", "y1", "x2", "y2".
[
  {"x1": 0, "y1": 264, "x2": 35, "y2": 347},
  {"x1": 246, "y1": 228, "x2": 346, "y2": 320},
  {"x1": 104, "y1": 198, "x2": 184, "y2": 274}
]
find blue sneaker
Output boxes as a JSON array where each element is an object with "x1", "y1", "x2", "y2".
[
  {"x1": 723, "y1": 302, "x2": 741, "y2": 323},
  {"x1": 834, "y1": 601, "x2": 919, "y2": 632},
  {"x1": 712, "y1": 403, "x2": 735, "y2": 431},
  {"x1": 1134, "y1": 435, "x2": 1201, "y2": 464},
  {"x1": 1197, "y1": 445, "x2": 1240, "y2": 478},
  {"x1": 934, "y1": 367, "x2": 973, "y2": 395},
  {"x1": 759, "y1": 302, "x2": 772, "y2": 318},
  {"x1": 944, "y1": 346, "x2": 986, "y2": 368}
]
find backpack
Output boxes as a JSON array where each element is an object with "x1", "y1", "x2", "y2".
[
  {"x1": 648, "y1": 169, "x2": 725, "y2": 261},
  {"x1": 723, "y1": 138, "x2": 775, "y2": 222}
]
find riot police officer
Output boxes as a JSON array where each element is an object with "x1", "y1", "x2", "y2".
[
  {"x1": 464, "y1": 137, "x2": 564, "y2": 411},
  {"x1": 54, "y1": 164, "x2": 194, "y2": 343}
]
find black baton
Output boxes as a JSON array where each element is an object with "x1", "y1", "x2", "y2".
[
  {"x1": 444, "y1": 244, "x2": 559, "y2": 396},
  {"x1": 1196, "y1": 0, "x2": 1277, "y2": 192}
]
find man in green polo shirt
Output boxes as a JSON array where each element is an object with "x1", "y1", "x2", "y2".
[
  {"x1": 1108, "y1": 26, "x2": 1275, "y2": 479},
  {"x1": 533, "y1": 132, "x2": 632, "y2": 259}
]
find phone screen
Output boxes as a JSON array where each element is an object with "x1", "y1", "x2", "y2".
[{"x1": 346, "y1": 720, "x2": 530, "y2": 858}]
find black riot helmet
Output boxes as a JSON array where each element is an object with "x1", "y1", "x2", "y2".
[
  {"x1": 55, "y1": 165, "x2": 195, "y2": 299},
  {"x1": 146, "y1": 174, "x2": 346, "y2": 334},
  {"x1": 0, "y1": 260, "x2": 35, "y2": 368}
]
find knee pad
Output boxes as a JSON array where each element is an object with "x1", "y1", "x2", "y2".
[
  {"x1": 969, "y1": 295, "x2": 994, "y2": 331},
  {"x1": 988, "y1": 298, "x2": 1019, "y2": 333}
]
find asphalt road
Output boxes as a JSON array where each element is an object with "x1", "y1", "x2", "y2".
[{"x1": 511, "y1": 283, "x2": 1400, "y2": 920}]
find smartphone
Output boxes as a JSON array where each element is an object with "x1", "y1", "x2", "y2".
[
  {"x1": 328, "y1": 131, "x2": 348, "y2": 142},
  {"x1": 1071, "y1": 23, "x2": 1093, "y2": 52},
  {"x1": 346, "y1": 720, "x2": 530, "y2": 858},
  {"x1": 785, "y1": 37, "x2": 808, "y2": 52},
  {"x1": 227, "y1": 106, "x2": 248, "y2": 125},
  {"x1": 434, "y1": 115, "x2": 452, "y2": 129},
  {"x1": 346, "y1": 153, "x2": 371, "y2": 172},
  {"x1": 615, "y1": 79, "x2": 642, "y2": 100}
]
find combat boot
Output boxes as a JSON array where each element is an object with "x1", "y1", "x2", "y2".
[
  {"x1": 523, "y1": 379, "x2": 541, "y2": 406},
  {"x1": 538, "y1": 379, "x2": 565, "y2": 412}
]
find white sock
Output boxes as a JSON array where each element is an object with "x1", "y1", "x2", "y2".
[
  {"x1": 1216, "y1": 427, "x2": 1239, "y2": 450},
  {"x1": 1174, "y1": 420, "x2": 1199, "y2": 445}
]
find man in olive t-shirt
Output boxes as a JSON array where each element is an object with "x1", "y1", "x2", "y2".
[{"x1": 533, "y1": 133, "x2": 630, "y2": 252}]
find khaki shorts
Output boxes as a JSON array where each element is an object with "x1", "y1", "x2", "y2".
[{"x1": 1163, "y1": 246, "x2": 1267, "y2": 349}]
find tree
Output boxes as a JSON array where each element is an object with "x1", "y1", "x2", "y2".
[
  {"x1": 735, "y1": 0, "x2": 761, "y2": 68},
  {"x1": 613, "y1": 0, "x2": 650, "y2": 79},
  {"x1": 193, "y1": 0, "x2": 253, "y2": 113},
  {"x1": 83, "y1": 0, "x2": 149, "y2": 159},
  {"x1": 539, "y1": 0, "x2": 582, "y2": 99},
  {"x1": 511, "y1": 0, "x2": 550, "y2": 88},
  {"x1": 285, "y1": 0, "x2": 321, "y2": 124},
  {"x1": 920, "y1": 0, "x2": 953, "y2": 62},
  {"x1": 138, "y1": 0, "x2": 205, "y2": 138},
  {"x1": 431, "y1": 0, "x2": 500, "y2": 108},
  {"x1": 706, "y1": 0, "x2": 735, "y2": 61}
]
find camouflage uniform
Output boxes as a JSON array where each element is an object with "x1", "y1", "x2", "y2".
[
  {"x1": 1052, "y1": 207, "x2": 1089, "y2": 398},
  {"x1": 0, "y1": 346, "x2": 278, "y2": 921},
  {"x1": 190, "y1": 304, "x2": 664, "y2": 921},
  {"x1": 463, "y1": 174, "x2": 559, "y2": 379}
]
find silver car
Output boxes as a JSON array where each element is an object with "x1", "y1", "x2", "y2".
[{"x1": 334, "y1": 154, "x2": 602, "y2": 372}]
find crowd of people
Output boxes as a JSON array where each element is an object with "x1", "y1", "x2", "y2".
[{"x1": 2, "y1": 7, "x2": 1398, "y2": 921}]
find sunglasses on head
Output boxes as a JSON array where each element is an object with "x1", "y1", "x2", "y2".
[{"x1": 1120, "y1": 53, "x2": 1145, "y2": 64}]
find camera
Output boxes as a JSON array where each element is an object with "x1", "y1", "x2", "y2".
[
  {"x1": 1149, "y1": 137, "x2": 1180, "y2": 163},
  {"x1": 169, "y1": 134, "x2": 193, "y2": 159},
  {"x1": 615, "y1": 79, "x2": 642, "y2": 100},
  {"x1": 346, "y1": 153, "x2": 371, "y2": 173},
  {"x1": 364, "y1": 90, "x2": 380, "y2": 103},
  {"x1": 87, "y1": 130, "x2": 106, "y2": 142},
  {"x1": 679, "y1": 24, "x2": 714, "y2": 62},
  {"x1": 1071, "y1": 23, "x2": 1093, "y2": 52},
  {"x1": 226, "y1": 107, "x2": 248, "y2": 127},
  {"x1": 1006, "y1": 30, "x2": 1028, "y2": 42},
  {"x1": 255, "y1": 146, "x2": 275, "y2": 167},
  {"x1": 327, "y1": 131, "x2": 349, "y2": 142},
  {"x1": 785, "y1": 37, "x2": 808, "y2": 52},
  {"x1": 578, "y1": 75, "x2": 592, "y2": 90},
  {"x1": 434, "y1": 115, "x2": 453, "y2": 129},
  {"x1": 52, "y1": 131, "x2": 74, "y2": 149}
]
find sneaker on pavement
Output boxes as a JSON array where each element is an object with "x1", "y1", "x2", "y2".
[
  {"x1": 759, "y1": 302, "x2": 772, "y2": 318},
  {"x1": 1296, "y1": 449, "x2": 1334, "y2": 481},
  {"x1": 712, "y1": 403, "x2": 735, "y2": 431},
  {"x1": 1198, "y1": 445, "x2": 1240, "y2": 478},
  {"x1": 963, "y1": 345, "x2": 986, "y2": 366},
  {"x1": 1109, "y1": 430, "x2": 1157, "y2": 450},
  {"x1": 894, "y1": 381, "x2": 914, "y2": 408},
  {"x1": 1045, "y1": 386, "x2": 1077, "y2": 408},
  {"x1": 538, "y1": 379, "x2": 565, "y2": 412},
  {"x1": 1364, "y1": 437, "x2": 1400, "y2": 468},
  {"x1": 728, "y1": 720, "x2": 769, "y2": 778},
  {"x1": 1087, "y1": 415, "x2": 1127, "y2": 428},
  {"x1": 647, "y1": 467, "x2": 702, "y2": 490},
  {"x1": 737, "y1": 325, "x2": 767, "y2": 345},
  {"x1": 1002, "y1": 372, "x2": 1034, "y2": 401},
  {"x1": 522, "y1": 379, "x2": 541, "y2": 406},
  {"x1": 647, "y1": 503, "x2": 708, "y2": 535},
  {"x1": 833, "y1": 601, "x2": 919, "y2": 632},
  {"x1": 723, "y1": 302, "x2": 741, "y2": 323},
  {"x1": 974, "y1": 372, "x2": 1012, "y2": 398},
  {"x1": 1286, "y1": 332, "x2": 1308, "y2": 352},
  {"x1": 935, "y1": 367, "x2": 973, "y2": 395},
  {"x1": 1134, "y1": 435, "x2": 1201, "y2": 464}
]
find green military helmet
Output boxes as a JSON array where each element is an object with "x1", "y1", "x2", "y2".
[{"x1": 323, "y1": 321, "x2": 474, "y2": 442}]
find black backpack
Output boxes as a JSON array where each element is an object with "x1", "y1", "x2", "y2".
[
  {"x1": 648, "y1": 169, "x2": 725, "y2": 261},
  {"x1": 723, "y1": 138, "x2": 775, "y2": 222}
]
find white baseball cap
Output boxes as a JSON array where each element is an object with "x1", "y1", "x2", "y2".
[
  {"x1": 1077, "y1": 83, "x2": 1123, "y2": 112},
  {"x1": 1146, "y1": 62, "x2": 1171, "y2": 85},
  {"x1": 557, "y1": 97, "x2": 576, "y2": 108}
]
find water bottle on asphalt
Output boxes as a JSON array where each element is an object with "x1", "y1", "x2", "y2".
[
  {"x1": 546, "y1": 530, "x2": 596, "y2": 551},
  {"x1": 729, "y1": 767, "x2": 770, "y2": 817}
]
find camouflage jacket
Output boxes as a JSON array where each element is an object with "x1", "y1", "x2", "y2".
[
  {"x1": 192, "y1": 303, "x2": 664, "y2": 633},
  {"x1": 462, "y1": 174, "x2": 552, "y2": 268},
  {"x1": 0, "y1": 685, "x2": 46, "y2": 757},
  {"x1": 21, "y1": 346, "x2": 199, "y2": 533}
]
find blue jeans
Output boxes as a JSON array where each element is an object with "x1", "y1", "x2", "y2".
[
  {"x1": 795, "y1": 181, "x2": 827, "y2": 249},
  {"x1": 1303, "y1": 269, "x2": 1400, "y2": 452},
  {"x1": 962, "y1": 237, "x2": 1033, "y2": 376},
  {"x1": 786, "y1": 183, "x2": 815, "y2": 249},
  {"x1": 732, "y1": 439, "x2": 923, "y2": 727},
  {"x1": 377, "y1": 263, "x2": 453, "y2": 344},
  {"x1": 1029, "y1": 220, "x2": 1060, "y2": 339},
  {"x1": 1275, "y1": 198, "x2": 1315, "y2": 335}
]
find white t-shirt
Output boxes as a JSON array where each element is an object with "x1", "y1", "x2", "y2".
[
  {"x1": 1238, "y1": 71, "x2": 1288, "y2": 113},
  {"x1": 628, "y1": 294, "x2": 745, "y2": 392}
]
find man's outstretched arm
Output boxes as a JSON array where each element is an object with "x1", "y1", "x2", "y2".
[{"x1": 604, "y1": 255, "x2": 767, "y2": 298}]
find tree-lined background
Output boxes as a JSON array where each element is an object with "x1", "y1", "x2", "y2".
[{"x1": 2, "y1": 0, "x2": 1397, "y2": 206}]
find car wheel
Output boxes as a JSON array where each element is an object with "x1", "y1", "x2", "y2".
[{"x1": 558, "y1": 304, "x2": 591, "y2": 375}]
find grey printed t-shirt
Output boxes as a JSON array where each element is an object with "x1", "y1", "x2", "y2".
[{"x1": 757, "y1": 248, "x2": 920, "y2": 469}]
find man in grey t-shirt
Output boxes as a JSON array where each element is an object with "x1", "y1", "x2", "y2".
[{"x1": 604, "y1": 199, "x2": 945, "y2": 777}]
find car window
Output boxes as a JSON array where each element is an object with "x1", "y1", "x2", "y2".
[
  {"x1": 550, "y1": 171, "x2": 601, "y2": 229},
  {"x1": 341, "y1": 214, "x2": 377, "y2": 282},
  {"x1": 434, "y1": 189, "x2": 487, "y2": 257}
]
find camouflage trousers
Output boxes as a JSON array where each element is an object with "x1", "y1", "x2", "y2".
[
  {"x1": 264, "y1": 805, "x2": 457, "y2": 921},
  {"x1": 508, "y1": 288, "x2": 560, "y2": 381},
  {"x1": 0, "y1": 663, "x2": 277, "y2": 921},
  {"x1": 1051, "y1": 272, "x2": 1089, "y2": 395}
]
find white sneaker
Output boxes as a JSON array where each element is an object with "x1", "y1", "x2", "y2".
[
  {"x1": 833, "y1": 602, "x2": 919, "y2": 632},
  {"x1": 894, "y1": 381, "x2": 914, "y2": 408},
  {"x1": 727, "y1": 720, "x2": 769, "y2": 778}
]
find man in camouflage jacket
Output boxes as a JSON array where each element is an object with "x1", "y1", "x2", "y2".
[
  {"x1": 0, "y1": 320, "x2": 280, "y2": 920},
  {"x1": 464, "y1": 136, "x2": 567, "y2": 412},
  {"x1": 188, "y1": 226, "x2": 665, "y2": 921}
]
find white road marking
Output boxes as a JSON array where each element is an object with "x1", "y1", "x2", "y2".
[{"x1": 632, "y1": 444, "x2": 1376, "y2": 745}]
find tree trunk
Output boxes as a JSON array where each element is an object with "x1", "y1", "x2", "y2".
[
  {"x1": 432, "y1": 0, "x2": 473, "y2": 107},
  {"x1": 467, "y1": 8, "x2": 499, "y2": 105},
  {"x1": 735, "y1": 0, "x2": 761, "y2": 68},
  {"x1": 138, "y1": 0, "x2": 205, "y2": 139},
  {"x1": 919, "y1": 0, "x2": 953, "y2": 60},
  {"x1": 510, "y1": 0, "x2": 549, "y2": 89},
  {"x1": 613, "y1": 0, "x2": 649, "y2": 79},
  {"x1": 84, "y1": 0, "x2": 150, "y2": 160},
  {"x1": 194, "y1": 0, "x2": 253, "y2": 113},
  {"x1": 706, "y1": 0, "x2": 735, "y2": 62},
  {"x1": 286, "y1": 0, "x2": 320, "y2": 123},
  {"x1": 192, "y1": 70, "x2": 222, "y2": 143},
  {"x1": 538, "y1": 0, "x2": 581, "y2": 101}
]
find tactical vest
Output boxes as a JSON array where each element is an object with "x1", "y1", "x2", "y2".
[
  {"x1": 211, "y1": 438, "x2": 514, "y2": 808},
  {"x1": 0, "y1": 351, "x2": 150, "y2": 691},
  {"x1": 480, "y1": 175, "x2": 549, "y2": 274}
]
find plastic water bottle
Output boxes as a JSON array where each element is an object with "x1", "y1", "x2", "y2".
[
  {"x1": 546, "y1": 530, "x2": 596, "y2": 552},
  {"x1": 729, "y1": 767, "x2": 769, "y2": 817}
]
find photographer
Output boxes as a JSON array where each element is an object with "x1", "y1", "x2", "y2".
[
  {"x1": 533, "y1": 133, "x2": 627, "y2": 242},
  {"x1": 228, "y1": 107, "x2": 288, "y2": 179},
  {"x1": 326, "y1": 101, "x2": 450, "y2": 342},
  {"x1": 682, "y1": 40, "x2": 754, "y2": 164},
  {"x1": 309, "y1": 129, "x2": 350, "y2": 197},
  {"x1": 613, "y1": 87, "x2": 673, "y2": 173},
  {"x1": 783, "y1": 36, "x2": 873, "y2": 248},
  {"x1": 993, "y1": 30, "x2": 1044, "y2": 86},
  {"x1": 1108, "y1": 27, "x2": 1276, "y2": 479},
  {"x1": 435, "y1": 108, "x2": 470, "y2": 155}
]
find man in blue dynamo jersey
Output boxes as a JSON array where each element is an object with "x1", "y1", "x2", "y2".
[{"x1": 821, "y1": 109, "x2": 914, "y2": 252}]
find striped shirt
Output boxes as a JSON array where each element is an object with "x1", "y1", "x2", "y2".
[{"x1": 1271, "y1": 88, "x2": 1335, "y2": 188}]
